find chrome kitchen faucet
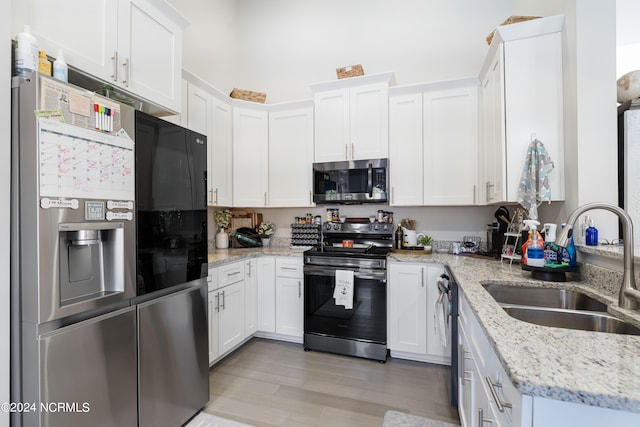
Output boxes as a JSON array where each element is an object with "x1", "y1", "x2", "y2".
[{"x1": 555, "y1": 202, "x2": 640, "y2": 310}]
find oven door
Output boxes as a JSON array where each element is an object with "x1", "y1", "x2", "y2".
[{"x1": 303, "y1": 266, "x2": 386, "y2": 344}]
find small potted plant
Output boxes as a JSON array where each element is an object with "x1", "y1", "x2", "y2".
[
  {"x1": 214, "y1": 209, "x2": 232, "y2": 249},
  {"x1": 419, "y1": 234, "x2": 433, "y2": 253},
  {"x1": 257, "y1": 221, "x2": 275, "y2": 247}
]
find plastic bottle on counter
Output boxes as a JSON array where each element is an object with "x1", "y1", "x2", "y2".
[
  {"x1": 15, "y1": 25, "x2": 39, "y2": 76},
  {"x1": 543, "y1": 223, "x2": 558, "y2": 264},
  {"x1": 520, "y1": 220, "x2": 542, "y2": 265},
  {"x1": 585, "y1": 219, "x2": 599, "y2": 246},
  {"x1": 38, "y1": 50, "x2": 51, "y2": 76},
  {"x1": 560, "y1": 223, "x2": 578, "y2": 267},
  {"x1": 53, "y1": 49, "x2": 68, "y2": 82},
  {"x1": 526, "y1": 222, "x2": 545, "y2": 268}
]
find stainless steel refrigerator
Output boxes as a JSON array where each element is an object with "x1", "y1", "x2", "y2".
[
  {"x1": 11, "y1": 73, "x2": 138, "y2": 427},
  {"x1": 11, "y1": 73, "x2": 209, "y2": 427},
  {"x1": 133, "y1": 110, "x2": 209, "y2": 427}
]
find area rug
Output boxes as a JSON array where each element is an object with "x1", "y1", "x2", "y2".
[
  {"x1": 383, "y1": 411, "x2": 461, "y2": 427},
  {"x1": 185, "y1": 411, "x2": 255, "y2": 427}
]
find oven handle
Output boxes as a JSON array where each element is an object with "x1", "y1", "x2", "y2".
[
  {"x1": 303, "y1": 266, "x2": 386, "y2": 282},
  {"x1": 367, "y1": 162, "x2": 373, "y2": 198}
]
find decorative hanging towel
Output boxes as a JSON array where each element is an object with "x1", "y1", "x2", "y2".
[{"x1": 517, "y1": 138, "x2": 554, "y2": 220}]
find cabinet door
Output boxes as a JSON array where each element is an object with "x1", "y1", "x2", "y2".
[
  {"x1": 314, "y1": 88, "x2": 350, "y2": 162},
  {"x1": 233, "y1": 106, "x2": 269, "y2": 207},
  {"x1": 350, "y1": 83, "x2": 389, "y2": 160},
  {"x1": 208, "y1": 290, "x2": 219, "y2": 364},
  {"x1": 480, "y1": 46, "x2": 506, "y2": 205},
  {"x1": 389, "y1": 92, "x2": 424, "y2": 206},
  {"x1": 119, "y1": 0, "x2": 183, "y2": 112},
  {"x1": 503, "y1": 32, "x2": 564, "y2": 202},
  {"x1": 257, "y1": 257, "x2": 276, "y2": 333},
  {"x1": 218, "y1": 281, "x2": 246, "y2": 355},
  {"x1": 186, "y1": 83, "x2": 211, "y2": 136},
  {"x1": 268, "y1": 106, "x2": 314, "y2": 207},
  {"x1": 210, "y1": 95, "x2": 233, "y2": 206},
  {"x1": 275, "y1": 276, "x2": 304, "y2": 337},
  {"x1": 424, "y1": 85, "x2": 479, "y2": 205},
  {"x1": 245, "y1": 259, "x2": 258, "y2": 336},
  {"x1": 424, "y1": 265, "x2": 451, "y2": 360},
  {"x1": 26, "y1": 0, "x2": 118, "y2": 81},
  {"x1": 388, "y1": 263, "x2": 427, "y2": 354}
]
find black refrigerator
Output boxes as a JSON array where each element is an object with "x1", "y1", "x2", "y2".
[{"x1": 133, "y1": 110, "x2": 209, "y2": 427}]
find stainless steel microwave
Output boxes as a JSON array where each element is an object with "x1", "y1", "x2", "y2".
[{"x1": 312, "y1": 158, "x2": 389, "y2": 204}]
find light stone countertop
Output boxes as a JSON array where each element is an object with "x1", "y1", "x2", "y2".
[
  {"x1": 208, "y1": 247, "x2": 640, "y2": 414},
  {"x1": 390, "y1": 251, "x2": 640, "y2": 415}
]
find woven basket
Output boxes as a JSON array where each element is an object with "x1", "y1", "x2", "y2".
[
  {"x1": 230, "y1": 88, "x2": 267, "y2": 103},
  {"x1": 336, "y1": 64, "x2": 364, "y2": 79},
  {"x1": 486, "y1": 16, "x2": 541, "y2": 45}
]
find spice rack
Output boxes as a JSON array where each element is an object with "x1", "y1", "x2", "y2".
[{"x1": 290, "y1": 223, "x2": 321, "y2": 248}]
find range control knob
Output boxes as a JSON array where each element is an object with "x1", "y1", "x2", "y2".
[
  {"x1": 333, "y1": 223, "x2": 341, "y2": 231},
  {"x1": 324, "y1": 223, "x2": 333, "y2": 231},
  {"x1": 373, "y1": 223, "x2": 380, "y2": 230},
  {"x1": 382, "y1": 224, "x2": 390, "y2": 232}
]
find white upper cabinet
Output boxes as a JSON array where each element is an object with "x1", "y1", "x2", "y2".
[
  {"x1": 24, "y1": 0, "x2": 187, "y2": 113},
  {"x1": 268, "y1": 101, "x2": 315, "y2": 207},
  {"x1": 210, "y1": 95, "x2": 233, "y2": 207},
  {"x1": 389, "y1": 78, "x2": 479, "y2": 206},
  {"x1": 389, "y1": 91, "x2": 424, "y2": 206},
  {"x1": 232, "y1": 104, "x2": 269, "y2": 207},
  {"x1": 311, "y1": 72, "x2": 393, "y2": 162},
  {"x1": 423, "y1": 82, "x2": 479, "y2": 205},
  {"x1": 479, "y1": 15, "x2": 565, "y2": 204},
  {"x1": 183, "y1": 74, "x2": 233, "y2": 207}
]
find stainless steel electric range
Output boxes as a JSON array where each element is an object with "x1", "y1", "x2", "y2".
[{"x1": 303, "y1": 219, "x2": 394, "y2": 362}]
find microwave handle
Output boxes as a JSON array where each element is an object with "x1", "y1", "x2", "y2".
[{"x1": 367, "y1": 162, "x2": 373, "y2": 198}]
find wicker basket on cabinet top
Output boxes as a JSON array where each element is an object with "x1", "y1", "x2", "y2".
[
  {"x1": 336, "y1": 64, "x2": 364, "y2": 79},
  {"x1": 486, "y1": 16, "x2": 541, "y2": 45},
  {"x1": 230, "y1": 88, "x2": 267, "y2": 103}
]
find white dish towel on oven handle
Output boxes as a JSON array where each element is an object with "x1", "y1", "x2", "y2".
[
  {"x1": 334, "y1": 269, "x2": 354, "y2": 309},
  {"x1": 434, "y1": 274, "x2": 450, "y2": 348}
]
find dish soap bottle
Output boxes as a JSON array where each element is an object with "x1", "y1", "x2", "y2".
[
  {"x1": 585, "y1": 218, "x2": 598, "y2": 246},
  {"x1": 395, "y1": 224, "x2": 404, "y2": 250},
  {"x1": 525, "y1": 221, "x2": 545, "y2": 268}
]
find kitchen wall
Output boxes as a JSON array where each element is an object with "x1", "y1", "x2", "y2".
[
  {"x1": 2, "y1": 2, "x2": 12, "y2": 423},
  {"x1": 170, "y1": 0, "x2": 514, "y2": 103}
]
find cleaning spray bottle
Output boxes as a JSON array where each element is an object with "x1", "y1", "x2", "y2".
[
  {"x1": 521, "y1": 220, "x2": 542, "y2": 265},
  {"x1": 525, "y1": 221, "x2": 545, "y2": 267}
]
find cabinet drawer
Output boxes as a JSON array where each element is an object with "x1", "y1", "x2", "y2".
[
  {"x1": 275, "y1": 258, "x2": 303, "y2": 278},
  {"x1": 218, "y1": 261, "x2": 245, "y2": 287}
]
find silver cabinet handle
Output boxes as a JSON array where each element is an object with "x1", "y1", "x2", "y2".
[
  {"x1": 110, "y1": 51, "x2": 118, "y2": 81},
  {"x1": 421, "y1": 267, "x2": 424, "y2": 288},
  {"x1": 214, "y1": 188, "x2": 219, "y2": 205},
  {"x1": 298, "y1": 280, "x2": 302, "y2": 298},
  {"x1": 473, "y1": 185, "x2": 477, "y2": 204},
  {"x1": 486, "y1": 181, "x2": 494, "y2": 203},
  {"x1": 281, "y1": 266, "x2": 298, "y2": 271},
  {"x1": 122, "y1": 57, "x2": 130, "y2": 86},
  {"x1": 344, "y1": 144, "x2": 348, "y2": 160},
  {"x1": 351, "y1": 143, "x2": 354, "y2": 159},
  {"x1": 478, "y1": 408, "x2": 493, "y2": 425},
  {"x1": 215, "y1": 293, "x2": 220, "y2": 312},
  {"x1": 208, "y1": 189, "x2": 213, "y2": 205},
  {"x1": 485, "y1": 376, "x2": 512, "y2": 412},
  {"x1": 264, "y1": 192, "x2": 267, "y2": 206},
  {"x1": 309, "y1": 190, "x2": 312, "y2": 205},
  {"x1": 227, "y1": 271, "x2": 241, "y2": 277},
  {"x1": 221, "y1": 290, "x2": 226, "y2": 310},
  {"x1": 247, "y1": 261, "x2": 252, "y2": 278}
]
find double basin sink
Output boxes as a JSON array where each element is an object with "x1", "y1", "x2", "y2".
[{"x1": 483, "y1": 283, "x2": 640, "y2": 336}]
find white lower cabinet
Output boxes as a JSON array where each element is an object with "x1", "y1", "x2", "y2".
[
  {"x1": 245, "y1": 258, "x2": 258, "y2": 336},
  {"x1": 275, "y1": 257, "x2": 304, "y2": 339},
  {"x1": 388, "y1": 262, "x2": 450, "y2": 364},
  {"x1": 257, "y1": 257, "x2": 276, "y2": 333},
  {"x1": 208, "y1": 260, "x2": 247, "y2": 364}
]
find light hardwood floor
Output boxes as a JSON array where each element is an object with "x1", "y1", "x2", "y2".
[{"x1": 202, "y1": 338, "x2": 460, "y2": 427}]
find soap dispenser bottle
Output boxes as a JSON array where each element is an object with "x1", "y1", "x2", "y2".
[{"x1": 585, "y1": 219, "x2": 598, "y2": 246}]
